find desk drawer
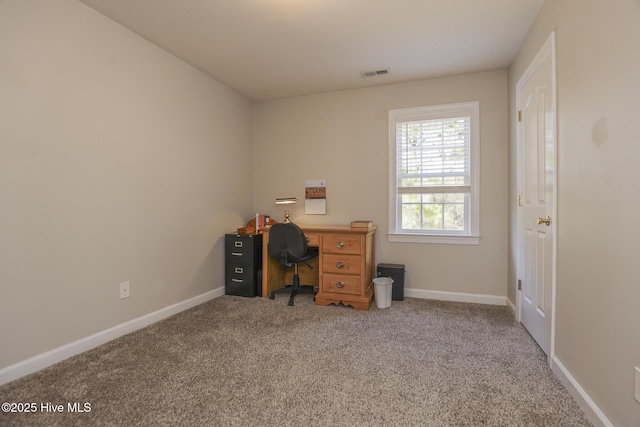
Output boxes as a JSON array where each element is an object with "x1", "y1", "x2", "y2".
[
  {"x1": 322, "y1": 274, "x2": 361, "y2": 295},
  {"x1": 305, "y1": 233, "x2": 320, "y2": 247},
  {"x1": 322, "y1": 234, "x2": 361, "y2": 255},
  {"x1": 322, "y1": 254, "x2": 361, "y2": 274}
]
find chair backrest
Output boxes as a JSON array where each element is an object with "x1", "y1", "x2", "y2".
[{"x1": 268, "y1": 222, "x2": 308, "y2": 266}]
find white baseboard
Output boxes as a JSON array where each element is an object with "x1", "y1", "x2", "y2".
[
  {"x1": 506, "y1": 297, "x2": 516, "y2": 316},
  {"x1": 405, "y1": 288, "x2": 507, "y2": 306},
  {"x1": 552, "y1": 356, "x2": 613, "y2": 427},
  {"x1": 0, "y1": 286, "x2": 225, "y2": 386}
]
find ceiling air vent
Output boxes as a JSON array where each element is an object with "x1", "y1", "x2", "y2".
[{"x1": 360, "y1": 68, "x2": 390, "y2": 78}]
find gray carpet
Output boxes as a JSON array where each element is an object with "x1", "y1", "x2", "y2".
[{"x1": 0, "y1": 295, "x2": 592, "y2": 426}]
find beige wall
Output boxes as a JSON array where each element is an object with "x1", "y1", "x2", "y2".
[
  {"x1": 508, "y1": 1, "x2": 640, "y2": 425},
  {"x1": 254, "y1": 71, "x2": 509, "y2": 299},
  {"x1": 0, "y1": 0, "x2": 254, "y2": 369}
]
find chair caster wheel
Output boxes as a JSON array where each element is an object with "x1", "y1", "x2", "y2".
[
  {"x1": 269, "y1": 294, "x2": 275, "y2": 300},
  {"x1": 288, "y1": 300, "x2": 294, "y2": 306}
]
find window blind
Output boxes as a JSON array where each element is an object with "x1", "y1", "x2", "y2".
[{"x1": 396, "y1": 116, "x2": 471, "y2": 194}]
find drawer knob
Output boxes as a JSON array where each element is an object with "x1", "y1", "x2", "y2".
[
  {"x1": 336, "y1": 261, "x2": 345, "y2": 268},
  {"x1": 336, "y1": 281, "x2": 345, "y2": 288},
  {"x1": 336, "y1": 241, "x2": 345, "y2": 249}
]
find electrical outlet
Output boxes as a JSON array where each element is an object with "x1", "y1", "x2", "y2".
[
  {"x1": 119, "y1": 281, "x2": 130, "y2": 299},
  {"x1": 635, "y1": 367, "x2": 640, "y2": 404}
]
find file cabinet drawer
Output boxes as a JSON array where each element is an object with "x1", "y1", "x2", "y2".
[
  {"x1": 225, "y1": 237, "x2": 253, "y2": 261},
  {"x1": 226, "y1": 264, "x2": 253, "y2": 285}
]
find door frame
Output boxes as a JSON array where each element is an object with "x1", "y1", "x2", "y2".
[{"x1": 515, "y1": 31, "x2": 558, "y2": 365}]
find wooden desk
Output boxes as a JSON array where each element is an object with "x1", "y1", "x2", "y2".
[{"x1": 261, "y1": 224, "x2": 377, "y2": 311}]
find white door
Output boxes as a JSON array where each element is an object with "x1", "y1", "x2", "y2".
[{"x1": 517, "y1": 32, "x2": 556, "y2": 357}]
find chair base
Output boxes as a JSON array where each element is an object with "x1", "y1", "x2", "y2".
[
  {"x1": 269, "y1": 285, "x2": 316, "y2": 306},
  {"x1": 268, "y1": 274, "x2": 317, "y2": 306}
]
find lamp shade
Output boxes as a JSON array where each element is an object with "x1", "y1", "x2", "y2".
[
  {"x1": 275, "y1": 197, "x2": 297, "y2": 222},
  {"x1": 275, "y1": 197, "x2": 297, "y2": 205}
]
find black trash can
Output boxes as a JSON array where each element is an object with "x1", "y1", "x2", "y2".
[{"x1": 376, "y1": 263, "x2": 405, "y2": 301}]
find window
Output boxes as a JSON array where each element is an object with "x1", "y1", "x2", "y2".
[{"x1": 388, "y1": 102, "x2": 480, "y2": 245}]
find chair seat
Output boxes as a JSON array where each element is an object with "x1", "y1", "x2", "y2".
[{"x1": 294, "y1": 247, "x2": 319, "y2": 264}]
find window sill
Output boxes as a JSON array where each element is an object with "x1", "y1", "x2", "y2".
[{"x1": 387, "y1": 233, "x2": 480, "y2": 245}]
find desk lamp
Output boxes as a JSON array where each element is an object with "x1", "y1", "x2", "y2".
[{"x1": 275, "y1": 197, "x2": 297, "y2": 223}]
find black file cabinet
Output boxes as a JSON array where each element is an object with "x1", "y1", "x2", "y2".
[{"x1": 225, "y1": 233, "x2": 262, "y2": 297}]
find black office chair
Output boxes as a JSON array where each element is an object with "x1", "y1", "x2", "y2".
[{"x1": 268, "y1": 222, "x2": 319, "y2": 306}]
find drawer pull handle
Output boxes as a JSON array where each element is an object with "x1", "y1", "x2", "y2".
[
  {"x1": 234, "y1": 241, "x2": 243, "y2": 247},
  {"x1": 234, "y1": 267, "x2": 244, "y2": 274},
  {"x1": 336, "y1": 281, "x2": 345, "y2": 288},
  {"x1": 336, "y1": 241, "x2": 345, "y2": 249},
  {"x1": 336, "y1": 261, "x2": 345, "y2": 268},
  {"x1": 231, "y1": 252, "x2": 243, "y2": 256},
  {"x1": 231, "y1": 279, "x2": 243, "y2": 283}
]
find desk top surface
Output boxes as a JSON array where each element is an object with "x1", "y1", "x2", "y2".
[{"x1": 263, "y1": 224, "x2": 377, "y2": 234}]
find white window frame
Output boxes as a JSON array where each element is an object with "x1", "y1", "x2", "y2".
[{"x1": 388, "y1": 102, "x2": 480, "y2": 245}]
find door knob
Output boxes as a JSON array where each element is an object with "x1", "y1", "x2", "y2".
[{"x1": 537, "y1": 216, "x2": 551, "y2": 226}]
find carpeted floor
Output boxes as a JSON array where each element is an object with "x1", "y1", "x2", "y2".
[{"x1": 0, "y1": 295, "x2": 592, "y2": 426}]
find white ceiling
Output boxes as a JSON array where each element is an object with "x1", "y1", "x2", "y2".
[{"x1": 78, "y1": 0, "x2": 544, "y2": 101}]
